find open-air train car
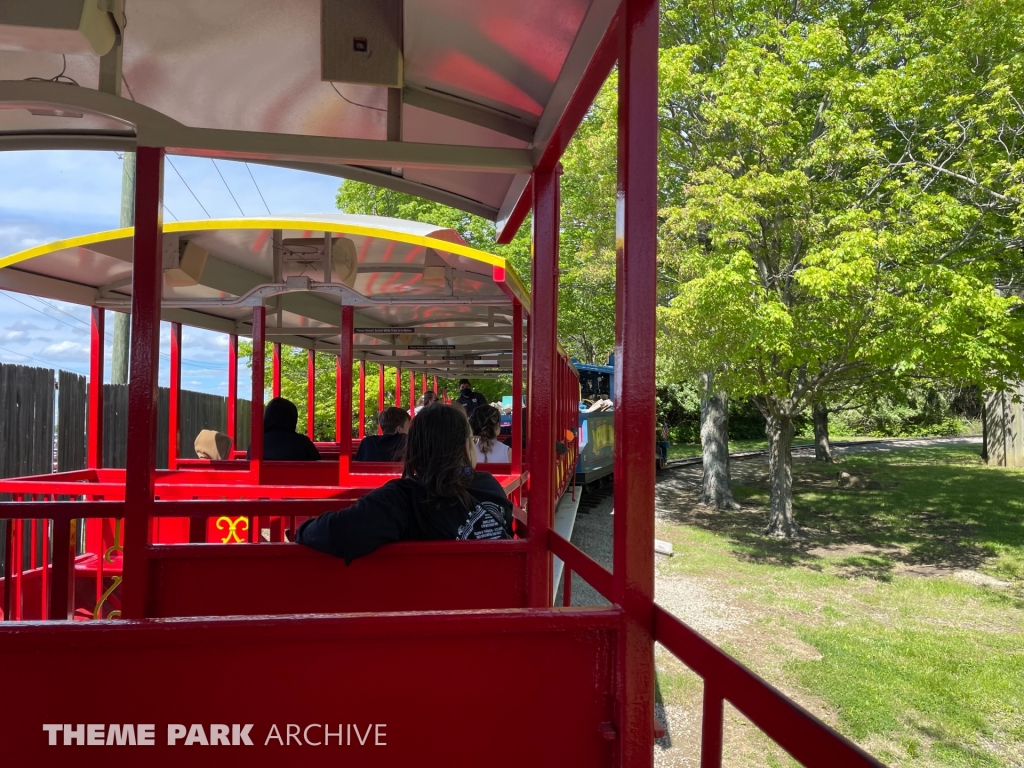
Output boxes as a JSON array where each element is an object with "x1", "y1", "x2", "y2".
[{"x1": 0, "y1": 0, "x2": 882, "y2": 765}]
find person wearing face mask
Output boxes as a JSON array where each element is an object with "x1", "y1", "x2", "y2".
[
  {"x1": 296, "y1": 404, "x2": 513, "y2": 563},
  {"x1": 455, "y1": 378, "x2": 485, "y2": 418}
]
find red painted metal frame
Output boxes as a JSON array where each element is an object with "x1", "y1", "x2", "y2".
[
  {"x1": 168, "y1": 321, "x2": 182, "y2": 470},
  {"x1": 526, "y1": 165, "x2": 559, "y2": 607},
  {"x1": 120, "y1": 145, "x2": 164, "y2": 620},
  {"x1": 226, "y1": 333, "x2": 238, "y2": 445},
  {"x1": 612, "y1": 2, "x2": 659, "y2": 761},
  {"x1": 87, "y1": 307, "x2": 104, "y2": 469},
  {"x1": 408, "y1": 369, "x2": 415, "y2": 413},
  {"x1": 272, "y1": 342, "x2": 282, "y2": 398},
  {"x1": 358, "y1": 360, "x2": 366, "y2": 438},
  {"x1": 338, "y1": 306, "x2": 354, "y2": 483},
  {"x1": 495, "y1": 13, "x2": 620, "y2": 244},
  {"x1": 512, "y1": 302, "x2": 523, "y2": 481},
  {"x1": 250, "y1": 306, "x2": 266, "y2": 484},
  {"x1": 306, "y1": 348, "x2": 316, "y2": 439},
  {"x1": 395, "y1": 365, "x2": 402, "y2": 408}
]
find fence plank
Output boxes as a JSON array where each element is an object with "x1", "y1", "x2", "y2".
[{"x1": 57, "y1": 370, "x2": 87, "y2": 472}]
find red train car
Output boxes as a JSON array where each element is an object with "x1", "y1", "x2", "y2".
[{"x1": 0, "y1": 2, "x2": 882, "y2": 766}]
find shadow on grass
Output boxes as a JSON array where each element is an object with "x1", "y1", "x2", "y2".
[{"x1": 658, "y1": 446, "x2": 1024, "y2": 580}]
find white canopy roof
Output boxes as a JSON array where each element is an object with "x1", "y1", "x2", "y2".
[
  {"x1": 0, "y1": 214, "x2": 532, "y2": 376},
  {"x1": 0, "y1": 0, "x2": 618, "y2": 234}
]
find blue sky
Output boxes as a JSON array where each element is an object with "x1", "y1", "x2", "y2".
[{"x1": 0, "y1": 151, "x2": 341, "y2": 395}]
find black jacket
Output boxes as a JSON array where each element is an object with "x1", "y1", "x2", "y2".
[
  {"x1": 296, "y1": 471, "x2": 513, "y2": 564},
  {"x1": 456, "y1": 389, "x2": 485, "y2": 417},
  {"x1": 354, "y1": 432, "x2": 406, "y2": 462},
  {"x1": 246, "y1": 398, "x2": 321, "y2": 461}
]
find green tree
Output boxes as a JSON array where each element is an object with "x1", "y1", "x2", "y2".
[{"x1": 657, "y1": 0, "x2": 1024, "y2": 538}]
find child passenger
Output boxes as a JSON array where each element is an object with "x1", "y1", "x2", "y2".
[{"x1": 296, "y1": 404, "x2": 513, "y2": 563}]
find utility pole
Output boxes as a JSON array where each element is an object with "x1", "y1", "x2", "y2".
[{"x1": 111, "y1": 151, "x2": 135, "y2": 383}]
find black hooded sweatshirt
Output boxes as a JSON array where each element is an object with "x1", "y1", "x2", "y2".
[
  {"x1": 246, "y1": 398, "x2": 321, "y2": 461},
  {"x1": 296, "y1": 471, "x2": 512, "y2": 564}
]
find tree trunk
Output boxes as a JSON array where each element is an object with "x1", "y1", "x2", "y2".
[
  {"x1": 812, "y1": 403, "x2": 833, "y2": 463},
  {"x1": 699, "y1": 371, "x2": 738, "y2": 509},
  {"x1": 111, "y1": 151, "x2": 135, "y2": 385},
  {"x1": 765, "y1": 412, "x2": 800, "y2": 539}
]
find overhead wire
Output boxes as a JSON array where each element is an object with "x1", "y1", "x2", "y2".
[
  {"x1": 0, "y1": 343, "x2": 88, "y2": 375},
  {"x1": 166, "y1": 157, "x2": 211, "y2": 217},
  {"x1": 0, "y1": 290, "x2": 224, "y2": 371},
  {"x1": 245, "y1": 162, "x2": 273, "y2": 215},
  {"x1": 117, "y1": 154, "x2": 178, "y2": 222},
  {"x1": 211, "y1": 159, "x2": 246, "y2": 217},
  {"x1": 330, "y1": 82, "x2": 387, "y2": 113}
]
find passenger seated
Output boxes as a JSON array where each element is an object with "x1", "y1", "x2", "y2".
[
  {"x1": 246, "y1": 397, "x2": 321, "y2": 461},
  {"x1": 413, "y1": 390, "x2": 437, "y2": 415},
  {"x1": 470, "y1": 405, "x2": 511, "y2": 464},
  {"x1": 297, "y1": 403, "x2": 513, "y2": 563},
  {"x1": 355, "y1": 406, "x2": 410, "y2": 462}
]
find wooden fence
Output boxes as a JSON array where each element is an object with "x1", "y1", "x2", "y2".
[
  {"x1": 99, "y1": 385, "x2": 252, "y2": 468},
  {"x1": 983, "y1": 386, "x2": 1024, "y2": 467},
  {"x1": 1, "y1": 362, "x2": 252, "y2": 568}
]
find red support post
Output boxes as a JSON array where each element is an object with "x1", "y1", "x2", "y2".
[
  {"x1": 408, "y1": 369, "x2": 415, "y2": 413},
  {"x1": 335, "y1": 355, "x2": 343, "y2": 443},
  {"x1": 227, "y1": 333, "x2": 238, "y2": 447},
  {"x1": 421, "y1": 372, "x2": 427, "y2": 396},
  {"x1": 338, "y1": 306, "x2": 354, "y2": 482},
  {"x1": 378, "y1": 364, "x2": 386, "y2": 433},
  {"x1": 168, "y1": 321, "x2": 181, "y2": 470},
  {"x1": 250, "y1": 306, "x2": 266, "y2": 484},
  {"x1": 395, "y1": 366, "x2": 402, "y2": 408},
  {"x1": 358, "y1": 360, "x2": 366, "y2": 439},
  {"x1": 512, "y1": 302, "x2": 523, "y2": 479},
  {"x1": 272, "y1": 342, "x2": 282, "y2": 398},
  {"x1": 307, "y1": 348, "x2": 316, "y2": 440},
  {"x1": 88, "y1": 307, "x2": 105, "y2": 469},
  {"x1": 527, "y1": 165, "x2": 560, "y2": 607},
  {"x1": 120, "y1": 145, "x2": 164, "y2": 621},
  {"x1": 433, "y1": 375, "x2": 438, "y2": 394},
  {"x1": 614, "y1": 0, "x2": 659, "y2": 763}
]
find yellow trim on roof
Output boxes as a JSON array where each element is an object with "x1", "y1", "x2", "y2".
[
  {"x1": 0, "y1": 218, "x2": 525, "y2": 286},
  {"x1": 0, "y1": 227, "x2": 133, "y2": 270}
]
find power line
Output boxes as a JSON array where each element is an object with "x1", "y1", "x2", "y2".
[
  {"x1": 330, "y1": 82, "x2": 386, "y2": 113},
  {"x1": 0, "y1": 343, "x2": 88, "y2": 375},
  {"x1": 163, "y1": 203, "x2": 179, "y2": 222},
  {"x1": 211, "y1": 159, "x2": 246, "y2": 217},
  {"x1": 0, "y1": 291, "x2": 224, "y2": 371},
  {"x1": 166, "y1": 157, "x2": 211, "y2": 217},
  {"x1": 245, "y1": 162, "x2": 272, "y2": 215}
]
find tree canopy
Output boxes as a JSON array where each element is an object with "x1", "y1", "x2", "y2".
[{"x1": 656, "y1": 0, "x2": 1024, "y2": 536}]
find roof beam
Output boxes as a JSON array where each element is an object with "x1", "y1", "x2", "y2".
[
  {"x1": 402, "y1": 86, "x2": 537, "y2": 143},
  {"x1": 0, "y1": 81, "x2": 532, "y2": 173}
]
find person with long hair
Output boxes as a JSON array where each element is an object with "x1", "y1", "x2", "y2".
[
  {"x1": 469, "y1": 405, "x2": 511, "y2": 464},
  {"x1": 296, "y1": 404, "x2": 512, "y2": 563}
]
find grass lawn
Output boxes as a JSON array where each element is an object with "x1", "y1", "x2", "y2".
[{"x1": 654, "y1": 444, "x2": 1024, "y2": 767}]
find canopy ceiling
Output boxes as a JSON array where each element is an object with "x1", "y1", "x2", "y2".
[
  {"x1": 0, "y1": 214, "x2": 532, "y2": 377},
  {"x1": 0, "y1": 0, "x2": 619, "y2": 235}
]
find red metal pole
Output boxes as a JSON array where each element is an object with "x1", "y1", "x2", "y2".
[
  {"x1": 408, "y1": 369, "x2": 415, "y2": 413},
  {"x1": 378, "y1": 364, "x2": 386, "y2": 409},
  {"x1": 527, "y1": 165, "x2": 560, "y2": 607},
  {"x1": 433, "y1": 375, "x2": 438, "y2": 394},
  {"x1": 88, "y1": 307, "x2": 105, "y2": 469},
  {"x1": 614, "y1": 0, "x2": 659, "y2": 762},
  {"x1": 168, "y1": 321, "x2": 181, "y2": 470},
  {"x1": 358, "y1": 360, "x2": 366, "y2": 439},
  {"x1": 335, "y1": 355, "x2": 342, "y2": 444},
  {"x1": 250, "y1": 306, "x2": 266, "y2": 484},
  {"x1": 120, "y1": 145, "x2": 164, "y2": 621},
  {"x1": 421, "y1": 372, "x2": 427, "y2": 396},
  {"x1": 338, "y1": 306, "x2": 354, "y2": 483},
  {"x1": 395, "y1": 366, "x2": 402, "y2": 408},
  {"x1": 512, "y1": 302, "x2": 523, "y2": 479},
  {"x1": 307, "y1": 348, "x2": 316, "y2": 440},
  {"x1": 272, "y1": 342, "x2": 282, "y2": 398},
  {"x1": 227, "y1": 333, "x2": 238, "y2": 448}
]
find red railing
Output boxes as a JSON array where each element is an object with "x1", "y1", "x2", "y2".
[{"x1": 549, "y1": 531, "x2": 884, "y2": 768}]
